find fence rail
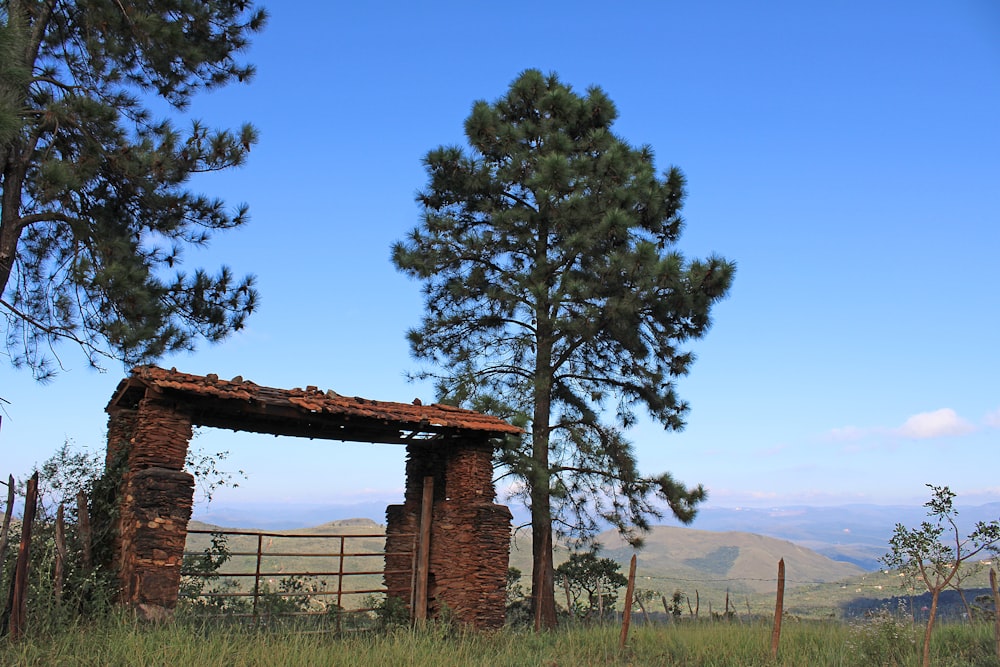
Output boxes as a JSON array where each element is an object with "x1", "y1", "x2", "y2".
[{"x1": 180, "y1": 528, "x2": 415, "y2": 626}]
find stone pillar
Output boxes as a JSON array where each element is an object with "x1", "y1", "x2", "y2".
[
  {"x1": 106, "y1": 407, "x2": 138, "y2": 467},
  {"x1": 385, "y1": 439, "x2": 511, "y2": 629},
  {"x1": 385, "y1": 443, "x2": 444, "y2": 610},
  {"x1": 110, "y1": 396, "x2": 195, "y2": 620}
]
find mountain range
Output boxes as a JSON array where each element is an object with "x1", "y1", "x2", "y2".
[{"x1": 193, "y1": 500, "x2": 1000, "y2": 572}]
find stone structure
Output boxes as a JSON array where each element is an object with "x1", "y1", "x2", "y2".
[
  {"x1": 105, "y1": 365, "x2": 520, "y2": 627},
  {"x1": 385, "y1": 441, "x2": 512, "y2": 629}
]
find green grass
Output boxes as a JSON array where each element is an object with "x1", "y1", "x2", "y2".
[{"x1": 2, "y1": 614, "x2": 998, "y2": 666}]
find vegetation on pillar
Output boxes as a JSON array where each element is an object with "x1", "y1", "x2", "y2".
[
  {"x1": 0, "y1": 1, "x2": 266, "y2": 379},
  {"x1": 393, "y1": 69, "x2": 735, "y2": 629}
]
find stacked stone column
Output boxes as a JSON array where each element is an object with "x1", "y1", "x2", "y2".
[
  {"x1": 107, "y1": 396, "x2": 195, "y2": 620},
  {"x1": 385, "y1": 439, "x2": 511, "y2": 629}
]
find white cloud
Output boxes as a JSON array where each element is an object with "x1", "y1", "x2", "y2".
[
  {"x1": 984, "y1": 408, "x2": 1000, "y2": 429},
  {"x1": 894, "y1": 408, "x2": 975, "y2": 440}
]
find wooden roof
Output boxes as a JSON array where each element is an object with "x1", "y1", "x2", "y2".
[{"x1": 107, "y1": 365, "x2": 522, "y2": 445}]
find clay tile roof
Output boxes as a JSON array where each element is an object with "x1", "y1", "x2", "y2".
[{"x1": 107, "y1": 365, "x2": 522, "y2": 445}]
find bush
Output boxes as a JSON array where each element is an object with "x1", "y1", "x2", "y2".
[{"x1": 847, "y1": 602, "x2": 918, "y2": 667}]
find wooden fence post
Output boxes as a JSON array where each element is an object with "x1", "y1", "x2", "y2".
[
  {"x1": 3, "y1": 472, "x2": 39, "y2": 639},
  {"x1": 252, "y1": 533, "x2": 263, "y2": 622},
  {"x1": 636, "y1": 595, "x2": 650, "y2": 625},
  {"x1": 771, "y1": 558, "x2": 785, "y2": 660},
  {"x1": 0, "y1": 475, "x2": 14, "y2": 572},
  {"x1": 618, "y1": 554, "x2": 637, "y2": 650},
  {"x1": 562, "y1": 574, "x2": 572, "y2": 618},
  {"x1": 54, "y1": 504, "x2": 66, "y2": 604},
  {"x1": 413, "y1": 475, "x2": 434, "y2": 626},
  {"x1": 75, "y1": 491, "x2": 92, "y2": 570},
  {"x1": 597, "y1": 580, "x2": 604, "y2": 620},
  {"x1": 990, "y1": 568, "x2": 1000, "y2": 662}
]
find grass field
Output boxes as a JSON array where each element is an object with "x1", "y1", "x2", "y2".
[{"x1": 2, "y1": 613, "x2": 998, "y2": 666}]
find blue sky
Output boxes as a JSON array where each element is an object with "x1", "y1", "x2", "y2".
[{"x1": 3, "y1": 1, "x2": 998, "y2": 519}]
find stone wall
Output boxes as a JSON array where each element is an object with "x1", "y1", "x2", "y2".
[{"x1": 385, "y1": 439, "x2": 511, "y2": 629}]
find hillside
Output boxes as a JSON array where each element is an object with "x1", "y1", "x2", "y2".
[
  {"x1": 192, "y1": 501, "x2": 1000, "y2": 573},
  {"x1": 189, "y1": 519, "x2": 861, "y2": 595},
  {"x1": 693, "y1": 503, "x2": 1000, "y2": 570},
  {"x1": 509, "y1": 525, "x2": 864, "y2": 601}
]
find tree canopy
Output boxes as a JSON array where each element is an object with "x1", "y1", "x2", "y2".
[
  {"x1": 0, "y1": 1, "x2": 266, "y2": 379},
  {"x1": 882, "y1": 485, "x2": 1000, "y2": 667},
  {"x1": 393, "y1": 69, "x2": 735, "y2": 628},
  {"x1": 555, "y1": 550, "x2": 628, "y2": 619}
]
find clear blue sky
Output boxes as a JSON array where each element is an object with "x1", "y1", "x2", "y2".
[{"x1": 3, "y1": 1, "x2": 998, "y2": 518}]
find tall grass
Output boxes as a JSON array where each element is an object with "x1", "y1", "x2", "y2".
[{"x1": 2, "y1": 614, "x2": 998, "y2": 666}]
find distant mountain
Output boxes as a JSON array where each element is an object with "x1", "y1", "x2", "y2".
[
  {"x1": 191, "y1": 500, "x2": 1000, "y2": 572},
  {"x1": 690, "y1": 503, "x2": 1000, "y2": 570},
  {"x1": 507, "y1": 524, "x2": 865, "y2": 598},
  {"x1": 193, "y1": 501, "x2": 391, "y2": 530},
  {"x1": 191, "y1": 517, "x2": 863, "y2": 596}
]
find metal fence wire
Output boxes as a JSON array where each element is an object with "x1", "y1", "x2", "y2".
[{"x1": 180, "y1": 528, "x2": 416, "y2": 628}]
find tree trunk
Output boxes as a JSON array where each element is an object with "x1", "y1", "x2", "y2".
[
  {"x1": 0, "y1": 158, "x2": 27, "y2": 297},
  {"x1": 922, "y1": 588, "x2": 941, "y2": 667},
  {"x1": 529, "y1": 414, "x2": 556, "y2": 629},
  {"x1": 531, "y1": 319, "x2": 557, "y2": 630}
]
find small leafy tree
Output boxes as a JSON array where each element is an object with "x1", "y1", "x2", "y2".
[
  {"x1": 666, "y1": 589, "x2": 686, "y2": 618},
  {"x1": 882, "y1": 484, "x2": 1000, "y2": 667},
  {"x1": 555, "y1": 549, "x2": 628, "y2": 620}
]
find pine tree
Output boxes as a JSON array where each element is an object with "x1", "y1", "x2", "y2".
[
  {"x1": 393, "y1": 69, "x2": 735, "y2": 629},
  {"x1": 0, "y1": 1, "x2": 266, "y2": 379}
]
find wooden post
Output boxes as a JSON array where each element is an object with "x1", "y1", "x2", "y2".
[
  {"x1": 3, "y1": 472, "x2": 38, "y2": 639},
  {"x1": 771, "y1": 558, "x2": 785, "y2": 660},
  {"x1": 54, "y1": 504, "x2": 66, "y2": 604},
  {"x1": 619, "y1": 554, "x2": 637, "y2": 649},
  {"x1": 0, "y1": 475, "x2": 14, "y2": 573},
  {"x1": 990, "y1": 568, "x2": 1000, "y2": 662},
  {"x1": 75, "y1": 491, "x2": 92, "y2": 570},
  {"x1": 413, "y1": 475, "x2": 434, "y2": 626},
  {"x1": 336, "y1": 535, "x2": 345, "y2": 634},
  {"x1": 562, "y1": 574, "x2": 573, "y2": 618},
  {"x1": 636, "y1": 595, "x2": 650, "y2": 625},
  {"x1": 252, "y1": 533, "x2": 263, "y2": 622}
]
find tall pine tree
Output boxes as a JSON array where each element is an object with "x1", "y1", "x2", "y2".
[
  {"x1": 0, "y1": 1, "x2": 266, "y2": 378},
  {"x1": 393, "y1": 70, "x2": 735, "y2": 629}
]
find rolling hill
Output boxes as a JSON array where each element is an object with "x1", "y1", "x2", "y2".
[{"x1": 184, "y1": 517, "x2": 866, "y2": 615}]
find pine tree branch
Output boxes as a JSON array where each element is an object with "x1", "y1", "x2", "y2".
[
  {"x1": 12, "y1": 211, "x2": 82, "y2": 232},
  {"x1": 24, "y1": 1, "x2": 57, "y2": 68},
  {"x1": 500, "y1": 189, "x2": 537, "y2": 212},
  {"x1": 28, "y1": 75, "x2": 77, "y2": 92},
  {"x1": 0, "y1": 296, "x2": 97, "y2": 352}
]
